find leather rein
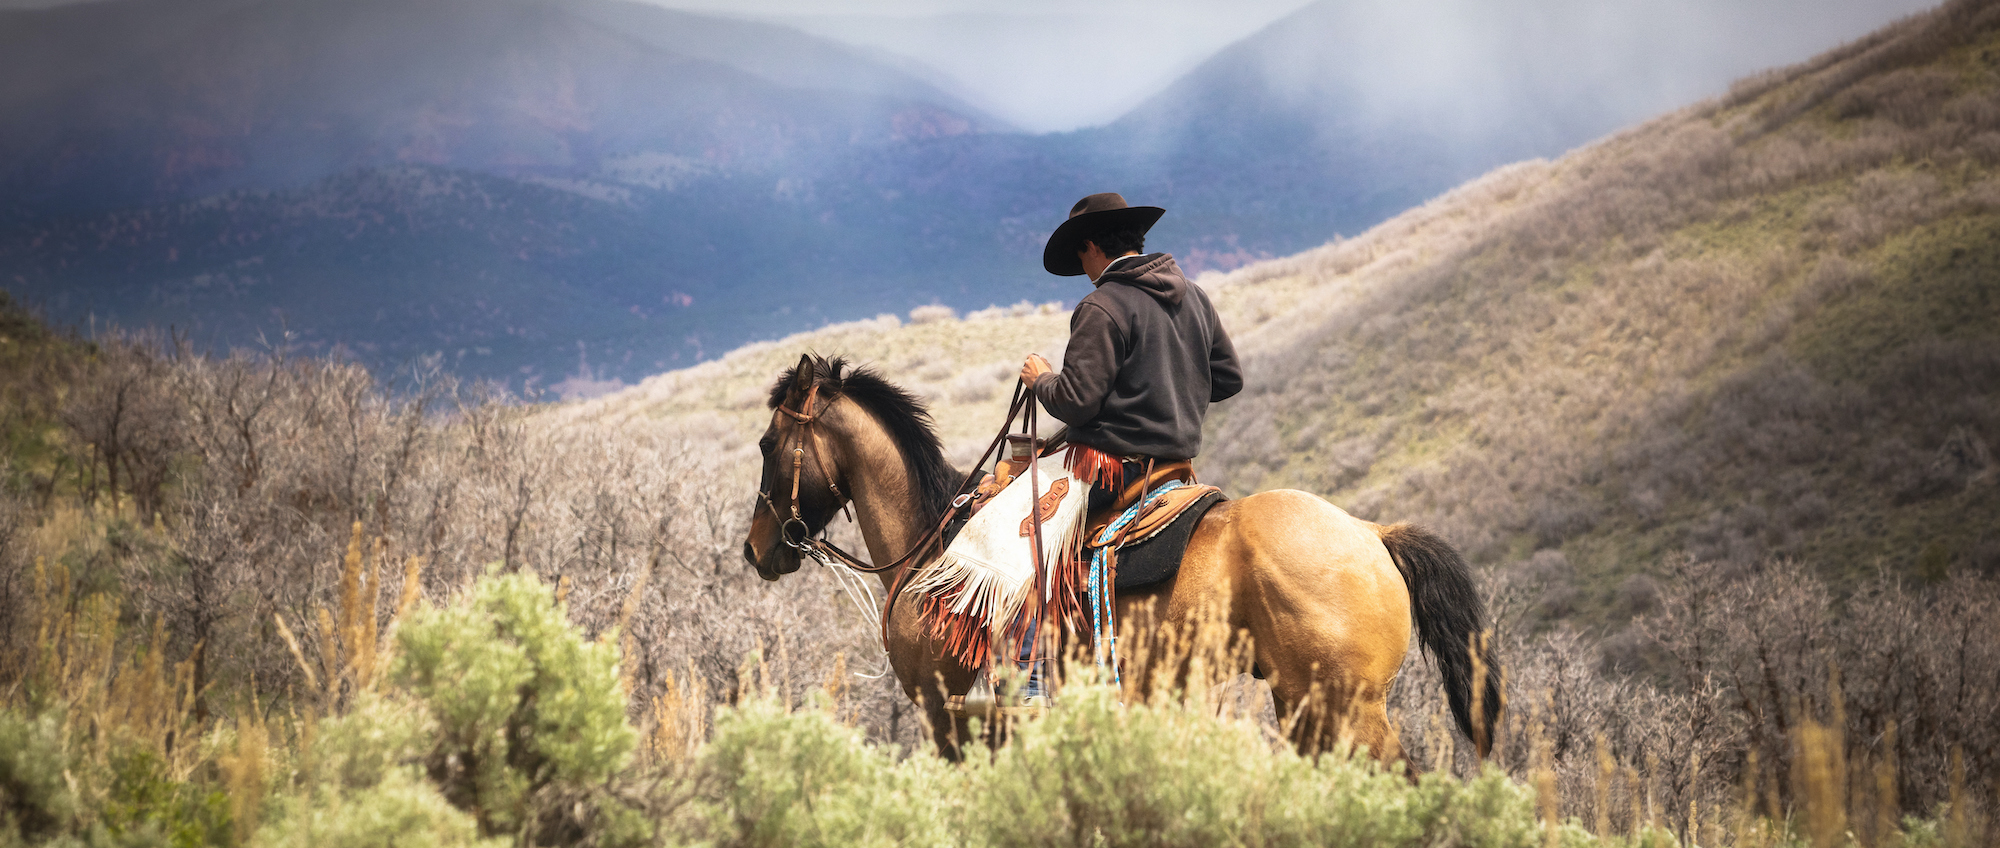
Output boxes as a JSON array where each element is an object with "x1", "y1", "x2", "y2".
[{"x1": 756, "y1": 379, "x2": 1041, "y2": 645}]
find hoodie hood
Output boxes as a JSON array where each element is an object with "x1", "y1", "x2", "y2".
[{"x1": 1095, "y1": 253, "x2": 1185, "y2": 307}]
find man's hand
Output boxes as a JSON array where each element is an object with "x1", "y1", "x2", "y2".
[{"x1": 1020, "y1": 354, "x2": 1052, "y2": 388}]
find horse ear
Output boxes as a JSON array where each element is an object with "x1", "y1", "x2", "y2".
[{"x1": 794, "y1": 354, "x2": 817, "y2": 391}]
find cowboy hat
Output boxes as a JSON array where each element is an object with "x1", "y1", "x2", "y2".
[{"x1": 1042, "y1": 192, "x2": 1165, "y2": 276}]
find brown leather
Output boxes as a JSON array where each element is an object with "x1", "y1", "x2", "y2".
[
  {"x1": 1120, "y1": 461, "x2": 1192, "y2": 506},
  {"x1": 1088, "y1": 483, "x2": 1221, "y2": 549},
  {"x1": 1083, "y1": 456, "x2": 1202, "y2": 547},
  {"x1": 1018, "y1": 477, "x2": 1072, "y2": 536}
]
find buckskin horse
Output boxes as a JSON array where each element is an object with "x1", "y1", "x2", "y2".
[{"x1": 742, "y1": 354, "x2": 1504, "y2": 764}]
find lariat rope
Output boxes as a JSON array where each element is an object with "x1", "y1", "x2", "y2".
[
  {"x1": 812, "y1": 551, "x2": 893, "y2": 679},
  {"x1": 1086, "y1": 479, "x2": 1186, "y2": 687}
]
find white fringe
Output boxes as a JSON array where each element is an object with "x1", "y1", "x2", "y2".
[{"x1": 904, "y1": 456, "x2": 1090, "y2": 642}]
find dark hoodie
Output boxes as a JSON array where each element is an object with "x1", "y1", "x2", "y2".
[{"x1": 1032, "y1": 253, "x2": 1243, "y2": 460}]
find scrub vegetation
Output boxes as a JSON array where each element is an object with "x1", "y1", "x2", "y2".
[{"x1": 5, "y1": 0, "x2": 2000, "y2": 844}]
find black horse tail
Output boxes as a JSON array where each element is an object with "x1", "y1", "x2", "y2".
[{"x1": 1378, "y1": 522, "x2": 1505, "y2": 757}]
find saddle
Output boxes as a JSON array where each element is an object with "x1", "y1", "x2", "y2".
[
  {"x1": 1088, "y1": 459, "x2": 1194, "y2": 531},
  {"x1": 1086, "y1": 463, "x2": 1225, "y2": 593}
]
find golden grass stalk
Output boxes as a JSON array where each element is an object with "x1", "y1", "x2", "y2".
[
  {"x1": 1627, "y1": 765, "x2": 1646, "y2": 839},
  {"x1": 217, "y1": 705, "x2": 268, "y2": 846},
  {"x1": 1430, "y1": 703, "x2": 1455, "y2": 775},
  {"x1": 1794, "y1": 717, "x2": 1848, "y2": 848},
  {"x1": 1467, "y1": 630, "x2": 1492, "y2": 757},
  {"x1": 1874, "y1": 721, "x2": 1898, "y2": 846},
  {"x1": 646, "y1": 666, "x2": 708, "y2": 765},
  {"x1": 315, "y1": 606, "x2": 339, "y2": 701},
  {"x1": 1687, "y1": 748, "x2": 1701, "y2": 848},
  {"x1": 1594, "y1": 732, "x2": 1615, "y2": 837},
  {"x1": 356, "y1": 536, "x2": 386, "y2": 688},
  {"x1": 822, "y1": 651, "x2": 850, "y2": 723},
  {"x1": 611, "y1": 551, "x2": 658, "y2": 698},
  {"x1": 371, "y1": 554, "x2": 425, "y2": 677},
  {"x1": 336, "y1": 521, "x2": 364, "y2": 694},
  {"x1": 274, "y1": 612, "x2": 319, "y2": 692}
]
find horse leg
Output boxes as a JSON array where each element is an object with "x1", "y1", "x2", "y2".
[
  {"x1": 914, "y1": 685, "x2": 971, "y2": 762},
  {"x1": 1267, "y1": 670, "x2": 1402, "y2": 767}
]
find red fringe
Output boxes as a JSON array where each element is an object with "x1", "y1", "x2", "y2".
[
  {"x1": 921, "y1": 592, "x2": 992, "y2": 670},
  {"x1": 914, "y1": 453, "x2": 1112, "y2": 671},
  {"x1": 1065, "y1": 444, "x2": 1122, "y2": 491}
]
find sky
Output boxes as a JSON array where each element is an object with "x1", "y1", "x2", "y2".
[
  {"x1": 0, "y1": 0, "x2": 1943, "y2": 134},
  {"x1": 648, "y1": 0, "x2": 1938, "y2": 134},
  {"x1": 646, "y1": 0, "x2": 1319, "y2": 132}
]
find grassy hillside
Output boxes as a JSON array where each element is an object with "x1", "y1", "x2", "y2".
[
  {"x1": 1197, "y1": 0, "x2": 2000, "y2": 612},
  {"x1": 587, "y1": 0, "x2": 2000, "y2": 626}
]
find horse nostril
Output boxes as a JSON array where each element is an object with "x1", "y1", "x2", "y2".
[{"x1": 742, "y1": 541, "x2": 757, "y2": 566}]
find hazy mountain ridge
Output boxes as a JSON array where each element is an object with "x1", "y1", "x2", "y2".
[
  {"x1": 578, "y1": 0, "x2": 2000, "y2": 624},
  {"x1": 0, "y1": 0, "x2": 999, "y2": 220},
  {"x1": 1, "y1": 0, "x2": 1953, "y2": 390}
]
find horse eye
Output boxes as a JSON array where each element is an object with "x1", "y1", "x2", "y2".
[{"x1": 758, "y1": 435, "x2": 777, "y2": 455}]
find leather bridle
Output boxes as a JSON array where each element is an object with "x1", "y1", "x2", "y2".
[{"x1": 755, "y1": 379, "x2": 1043, "y2": 646}]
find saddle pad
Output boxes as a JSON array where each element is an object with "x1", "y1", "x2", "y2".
[
  {"x1": 906, "y1": 454, "x2": 1090, "y2": 640},
  {"x1": 1114, "y1": 490, "x2": 1226, "y2": 591}
]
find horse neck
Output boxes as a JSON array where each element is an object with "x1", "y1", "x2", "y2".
[{"x1": 830, "y1": 402, "x2": 942, "y2": 591}]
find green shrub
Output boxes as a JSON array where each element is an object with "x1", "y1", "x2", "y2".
[
  {"x1": 0, "y1": 708, "x2": 227, "y2": 848},
  {"x1": 257, "y1": 767, "x2": 498, "y2": 848},
  {"x1": 0, "y1": 711, "x2": 80, "y2": 844},
  {"x1": 390, "y1": 571, "x2": 641, "y2": 845},
  {"x1": 680, "y1": 683, "x2": 1665, "y2": 848},
  {"x1": 101, "y1": 749, "x2": 229, "y2": 848},
  {"x1": 963, "y1": 684, "x2": 1546, "y2": 848},
  {"x1": 687, "y1": 695, "x2": 952, "y2": 848}
]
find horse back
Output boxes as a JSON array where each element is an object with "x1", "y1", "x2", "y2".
[{"x1": 1139, "y1": 490, "x2": 1412, "y2": 670}]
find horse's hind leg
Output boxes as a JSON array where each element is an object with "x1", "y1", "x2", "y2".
[{"x1": 1271, "y1": 673, "x2": 1403, "y2": 766}]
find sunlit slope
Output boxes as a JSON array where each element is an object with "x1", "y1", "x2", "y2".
[
  {"x1": 551, "y1": 305, "x2": 1074, "y2": 467},
  {"x1": 577, "y1": 0, "x2": 1999, "y2": 605},
  {"x1": 1199, "y1": 0, "x2": 2000, "y2": 598}
]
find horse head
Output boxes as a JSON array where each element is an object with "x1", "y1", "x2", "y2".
[{"x1": 743, "y1": 354, "x2": 855, "y2": 581}]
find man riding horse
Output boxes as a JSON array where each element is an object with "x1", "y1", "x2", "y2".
[
  {"x1": 996, "y1": 192, "x2": 1243, "y2": 703},
  {"x1": 1023, "y1": 192, "x2": 1243, "y2": 517},
  {"x1": 741, "y1": 193, "x2": 1503, "y2": 763}
]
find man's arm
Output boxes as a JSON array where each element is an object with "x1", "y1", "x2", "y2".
[
  {"x1": 1208, "y1": 316, "x2": 1243, "y2": 403},
  {"x1": 1028, "y1": 304, "x2": 1123, "y2": 425}
]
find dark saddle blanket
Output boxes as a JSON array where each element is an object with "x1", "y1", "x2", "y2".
[{"x1": 1088, "y1": 484, "x2": 1227, "y2": 591}]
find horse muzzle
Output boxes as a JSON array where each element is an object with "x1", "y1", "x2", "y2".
[{"x1": 743, "y1": 513, "x2": 802, "y2": 581}]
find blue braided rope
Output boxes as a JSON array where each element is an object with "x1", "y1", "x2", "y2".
[{"x1": 1088, "y1": 479, "x2": 1186, "y2": 687}]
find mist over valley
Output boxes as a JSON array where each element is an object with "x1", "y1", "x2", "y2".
[{"x1": 1, "y1": 0, "x2": 1934, "y2": 390}]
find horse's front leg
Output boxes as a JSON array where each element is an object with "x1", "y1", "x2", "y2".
[{"x1": 904, "y1": 676, "x2": 975, "y2": 761}]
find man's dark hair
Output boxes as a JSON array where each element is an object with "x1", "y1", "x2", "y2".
[{"x1": 1084, "y1": 227, "x2": 1146, "y2": 258}]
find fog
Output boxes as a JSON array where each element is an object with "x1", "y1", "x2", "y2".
[
  {"x1": 655, "y1": 0, "x2": 1938, "y2": 133},
  {"x1": 0, "y1": 0, "x2": 1940, "y2": 134}
]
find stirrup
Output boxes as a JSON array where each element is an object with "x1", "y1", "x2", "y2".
[
  {"x1": 946, "y1": 668, "x2": 997, "y2": 718},
  {"x1": 945, "y1": 668, "x2": 1049, "y2": 717}
]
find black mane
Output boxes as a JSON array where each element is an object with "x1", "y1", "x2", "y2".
[{"x1": 768, "y1": 355, "x2": 960, "y2": 521}]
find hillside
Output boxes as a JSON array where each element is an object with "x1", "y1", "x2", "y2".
[
  {"x1": 5, "y1": 0, "x2": 1941, "y2": 391},
  {"x1": 577, "y1": 0, "x2": 2000, "y2": 621}
]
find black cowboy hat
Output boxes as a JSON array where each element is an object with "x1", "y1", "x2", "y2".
[{"x1": 1042, "y1": 192, "x2": 1166, "y2": 277}]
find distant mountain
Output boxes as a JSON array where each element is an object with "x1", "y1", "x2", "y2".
[
  {"x1": 1067, "y1": 0, "x2": 1940, "y2": 265},
  {"x1": 1, "y1": 0, "x2": 1944, "y2": 390},
  {"x1": 0, "y1": 0, "x2": 1001, "y2": 220},
  {"x1": 0, "y1": 0, "x2": 1023, "y2": 386}
]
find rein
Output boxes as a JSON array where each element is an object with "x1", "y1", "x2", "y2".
[{"x1": 757, "y1": 379, "x2": 1043, "y2": 647}]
